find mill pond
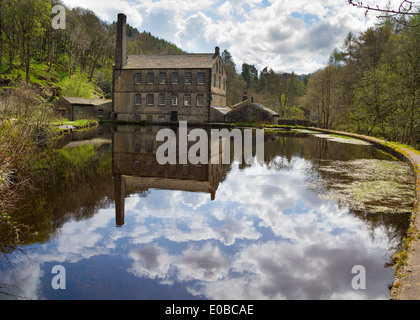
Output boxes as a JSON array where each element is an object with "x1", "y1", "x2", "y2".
[{"x1": 0, "y1": 125, "x2": 415, "y2": 300}]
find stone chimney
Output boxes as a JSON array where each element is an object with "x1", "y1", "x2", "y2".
[
  {"x1": 115, "y1": 13, "x2": 127, "y2": 69},
  {"x1": 214, "y1": 46, "x2": 220, "y2": 58}
]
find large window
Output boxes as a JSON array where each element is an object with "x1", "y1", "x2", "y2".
[
  {"x1": 159, "y1": 73, "x2": 167, "y2": 85},
  {"x1": 135, "y1": 94, "x2": 142, "y2": 105},
  {"x1": 159, "y1": 94, "x2": 166, "y2": 106},
  {"x1": 146, "y1": 94, "x2": 154, "y2": 106},
  {"x1": 197, "y1": 94, "x2": 205, "y2": 107},
  {"x1": 197, "y1": 72, "x2": 205, "y2": 85},
  {"x1": 172, "y1": 73, "x2": 179, "y2": 84},
  {"x1": 135, "y1": 73, "x2": 142, "y2": 84},
  {"x1": 184, "y1": 94, "x2": 191, "y2": 107},
  {"x1": 171, "y1": 95, "x2": 178, "y2": 107},
  {"x1": 147, "y1": 72, "x2": 154, "y2": 84},
  {"x1": 185, "y1": 72, "x2": 192, "y2": 85}
]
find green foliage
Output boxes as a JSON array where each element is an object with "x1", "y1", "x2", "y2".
[
  {"x1": 301, "y1": 12, "x2": 420, "y2": 148},
  {"x1": 60, "y1": 73, "x2": 96, "y2": 98}
]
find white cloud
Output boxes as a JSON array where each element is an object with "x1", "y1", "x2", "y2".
[{"x1": 61, "y1": 0, "x2": 416, "y2": 73}]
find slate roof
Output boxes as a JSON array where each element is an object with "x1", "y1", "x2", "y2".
[
  {"x1": 62, "y1": 97, "x2": 112, "y2": 106},
  {"x1": 125, "y1": 54, "x2": 217, "y2": 69},
  {"x1": 230, "y1": 100, "x2": 280, "y2": 116}
]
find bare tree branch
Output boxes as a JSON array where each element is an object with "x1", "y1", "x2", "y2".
[{"x1": 348, "y1": 0, "x2": 420, "y2": 27}]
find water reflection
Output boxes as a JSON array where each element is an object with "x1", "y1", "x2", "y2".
[
  {"x1": 0, "y1": 125, "x2": 414, "y2": 300},
  {"x1": 112, "y1": 125, "x2": 228, "y2": 227}
]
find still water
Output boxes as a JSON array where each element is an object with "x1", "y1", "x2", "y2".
[{"x1": 0, "y1": 125, "x2": 415, "y2": 300}]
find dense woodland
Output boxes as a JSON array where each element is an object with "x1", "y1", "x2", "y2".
[{"x1": 0, "y1": 0, "x2": 419, "y2": 148}]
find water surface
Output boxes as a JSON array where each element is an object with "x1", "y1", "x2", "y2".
[{"x1": 0, "y1": 125, "x2": 414, "y2": 300}]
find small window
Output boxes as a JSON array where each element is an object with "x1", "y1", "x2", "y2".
[
  {"x1": 195, "y1": 165, "x2": 202, "y2": 177},
  {"x1": 146, "y1": 115, "x2": 153, "y2": 122},
  {"x1": 184, "y1": 94, "x2": 191, "y2": 107},
  {"x1": 185, "y1": 72, "x2": 192, "y2": 85},
  {"x1": 146, "y1": 161, "x2": 153, "y2": 174},
  {"x1": 134, "y1": 161, "x2": 141, "y2": 172},
  {"x1": 135, "y1": 114, "x2": 141, "y2": 121},
  {"x1": 98, "y1": 109, "x2": 104, "y2": 118},
  {"x1": 134, "y1": 140, "x2": 141, "y2": 152},
  {"x1": 135, "y1": 94, "x2": 142, "y2": 106},
  {"x1": 146, "y1": 94, "x2": 154, "y2": 106},
  {"x1": 183, "y1": 165, "x2": 189, "y2": 176},
  {"x1": 197, "y1": 94, "x2": 205, "y2": 107},
  {"x1": 172, "y1": 73, "x2": 179, "y2": 84},
  {"x1": 171, "y1": 95, "x2": 178, "y2": 107},
  {"x1": 146, "y1": 141, "x2": 153, "y2": 153},
  {"x1": 159, "y1": 94, "x2": 166, "y2": 106},
  {"x1": 159, "y1": 73, "x2": 167, "y2": 84},
  {"x1": 197, "y1": 73, "x2": 205, "y2": 85},
  {"x1": 135, "y1": 73, "x2": 142, "y2": 84},
  {"x1": 147, "y1": 72, "x2": 154, "y2": 84}
]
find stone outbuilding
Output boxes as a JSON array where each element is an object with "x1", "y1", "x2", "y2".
[{"x1": 54, "y1": 97, "x2": 112, "y2": 121}]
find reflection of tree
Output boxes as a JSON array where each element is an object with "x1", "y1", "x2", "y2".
[
  {"x1": 262, "y1": 131, "x2": 413, "y2": 255},
  {"x1": 0, "y1": 130, "x2": 114, "y2": 279}
]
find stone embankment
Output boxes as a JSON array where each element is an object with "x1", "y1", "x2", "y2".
[{"x1": 309, "y1": 128, "x2": 420, "y2": 300}]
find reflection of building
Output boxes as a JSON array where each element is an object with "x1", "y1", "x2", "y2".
[{"x1": 112, "y1": 125, "x2": 225, "y2": 226}]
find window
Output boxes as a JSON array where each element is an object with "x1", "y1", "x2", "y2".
[
  {"x1": 146, "y1": 115, "x2": 153, "y2": 122},
  {"x1": 146, "y1": 94, "x2": 154, "y2": 106},
  {"x1": 185, "y1": 72, "x2": 192, "y2": 85},
  {"x1": 197, "y1": 94, "x2": 205, "y2": 107},
  {"x1": 135, "y1": 114, "x2": 141, "y2": 121},
  {"x1": 134, "y1": 140, "x2": 141, "y2": 152},
  {"x1": 135, "y1": 94, "x2": 142, "y2": 105},
  {"x1": 197, "y1": 72, "x2": 205, "y2": 85},
  {"x1": 147, "y1": 72, "x2": 154, "y2": 84},
  {"x1": 159, "y1": 94, "x2": 166, "y2": 106},
  {"x1": 172, "y1": 73, "x2": 179, "y2": 84},
  {"x1": 134, "y1": 161, "x2": 141, "y2": 172},
  {"x1": 171, "y1": 95, "x2": 178, "y2": 107},
  {"x1": 219, "y1": 76, "x2": 221, "y2": 89},
  {"x1": 146, "y1": 161, "x2": 153, "y2": 174},
  {"x1": 223, "y1": 79, "x2": 226, "y2": 90},
  {"x1": 98, "y1": 109, "x2": 104, "y2": 118},
  {"x1": 184, "y1": 94, "x2": 191, "y2": 107},
  {"x1": 195, "y1": 165, "x2": 202, "y2": 177},
  {"x1": 214, "y1": 74, "x2": 217, "y2": 87},
  {"x1": 159, "y1": 73, "x2": 167, "y2": 84},
  {"x1": 135, "y1": 73, "x2": 142, "y2": 84}
]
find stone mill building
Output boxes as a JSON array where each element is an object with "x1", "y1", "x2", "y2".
[{"x1": 112, "y1": 14, "x2": 227, "y2": 123}]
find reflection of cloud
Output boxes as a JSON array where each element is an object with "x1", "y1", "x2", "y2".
[
  {"x1": 3, "y1": 153, "x2": 401, "y2": 300},
  {"x1": 128, "y1": 245, "x2": 172, "y2": 279},
  {"x1": 190, "y1": 240, "x2": 391, "y2": 300}
]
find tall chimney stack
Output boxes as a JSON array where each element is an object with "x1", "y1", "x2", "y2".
[
  {"x1": 115, "y1": 13, "x2": 127, "y2": 69},
  {"x1": 214, "y1": 46, "x2": 220, "y2": 58}
]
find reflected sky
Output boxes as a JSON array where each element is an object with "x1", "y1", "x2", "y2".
[{"x1": 0, "y1": 127, "x2": 413, "y2": 300}]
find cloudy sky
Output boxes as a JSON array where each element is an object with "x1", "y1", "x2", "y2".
[{"x1": 61, "y1": 0, "x2": 415, "y2": 74}]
